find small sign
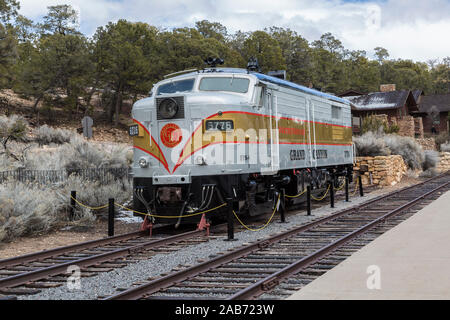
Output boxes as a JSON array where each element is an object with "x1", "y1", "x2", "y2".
[
  {"x1": 82, "y1": 116, "x2": 93, "y2": 139},
  {"x1": 129, "y1": 125, "x2": 139, "y2": 137},
  {"x1": 205, "y1": 120, "x2": 234, "y2": 131}
]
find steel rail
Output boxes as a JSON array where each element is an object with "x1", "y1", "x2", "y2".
[
  {"x1": 229, "y1": 179, "x2": 450, "y2": 299},
  {"x1": 0, "y1": 230, "x2": 147, "y2": 270},
  {"x1": 0, "y1": 228, "x2": 206, "y2": 290},
  {"x1": 0, "y1": 222, "x2": 181, "y2": 270},
  {"x1": 104, "y1": 173, "x2": 449, "y2": 300}
]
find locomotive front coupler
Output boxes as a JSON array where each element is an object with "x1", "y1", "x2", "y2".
[{"x1": 175, "y1": 192, "x2": 194, "y2": 229}]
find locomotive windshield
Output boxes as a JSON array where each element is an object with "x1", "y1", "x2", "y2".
[
  {"x1": 199, "y1": 77, "x2": 250, "y2": 93},
  {"x1": 157, "y1": 78, "x2": 195, "y2": 95}
]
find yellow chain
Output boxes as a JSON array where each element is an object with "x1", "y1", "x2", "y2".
[
  {"x1": 311, "y1": 184, "x2": 331, "y2": 201},
  {"x1": 334, "y1": 179, "x2": 346, "y2": 191},
  {"x1": 287, "y1": 178, "x2": 345, "y2": 199},
  {"x1": 285, "y1": 189, "x2": 307, "y2": 198},
  {"x1": 114, "y1": 202, "x2": 227, "y2": 219},
  {"x1": 232, "y1": 194, "x2": 280, "y2": 232},
  {"x1": 70, "y1": 195, "x2": 226, "y2": 218},
  {"x1": 70, "y1": 195, "x2": 109, "y2": 210},
  {"x1": 71, "y1": 178, "x2": 352, "y2": 222}
]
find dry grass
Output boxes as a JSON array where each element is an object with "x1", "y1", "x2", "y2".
[
  {"x1": 0, "y1": 176, "x2": 131, "y2": 242},
  {"x1": 353, "y1": 131, "x2": 390, "y2": 157},
  {"x1": 0, "y1": 115, "x2": 133, "y2": 242},
  {"x1": 33, "y1": 125, "x2": 73, "y2": 145},
  {"x1": 383, "y1": 135, "x2": 424, "y2": 170}
]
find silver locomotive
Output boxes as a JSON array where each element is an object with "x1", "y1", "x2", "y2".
[{"x1": 130, "y1": 61, "x2": 353, "y2": 224}]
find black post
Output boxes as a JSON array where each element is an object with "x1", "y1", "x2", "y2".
[
  {"x1": 306, "y1": 185, "x2": 311, "y2": 216},
  {"x1": 108, "y1": 198, "x2": 115, "y2": 237},
  {"x1": 279, "y1": 189, "x2": 286, "y2": 223},
  {"x1": 70, "y1": 191, "x2": 76, "y2": 221},
  {"x1": 225, "y1": 197, "x2": 235, "y2": 241},
  {"x1": 345, "y1": 177, "x2": 349, "y2": 202},
  {"x1": 358, "y1": 175, "x2": 364, "y2": 197},
  {"x1": 330, "y1": 181, "x2": 335, "y2": 208}
]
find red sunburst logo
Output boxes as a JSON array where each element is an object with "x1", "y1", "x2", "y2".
[{"x1": 160, "y1": 123, "x2": 183, "y2": 148}]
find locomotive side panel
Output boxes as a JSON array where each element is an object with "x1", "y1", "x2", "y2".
[{"x1": 270, "y1": 86, "x2": 352, "y2": 172}]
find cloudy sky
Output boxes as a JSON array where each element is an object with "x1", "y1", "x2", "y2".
[{"x1": 18, "y1": 0, "x2": 450, "y2": 62}]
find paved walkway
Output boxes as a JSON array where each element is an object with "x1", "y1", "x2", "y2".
[{"x1": 288, "y1": 189, "x2": 450, "y2": 300}]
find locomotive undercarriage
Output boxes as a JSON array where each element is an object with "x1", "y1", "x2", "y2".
[{"x1": 132, "y1": 164, "x2": 353, "y2": 225}]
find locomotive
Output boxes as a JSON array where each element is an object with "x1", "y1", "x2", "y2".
[{"x1": 130, "y1": 59, "x2": 354, "y2": 225}]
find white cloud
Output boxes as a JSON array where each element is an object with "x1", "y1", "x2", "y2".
[{"x1": 18, "y1": 0, "x2": 450, "y2": 62}]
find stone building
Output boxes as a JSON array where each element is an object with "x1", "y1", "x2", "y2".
[{"x1": 339, "y1": 85, "x2": 421, "y2": 136}]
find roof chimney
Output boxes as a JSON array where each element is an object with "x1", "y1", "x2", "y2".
[{"x1": 380, "y1": 84, "x2": 396, "y2": 92}]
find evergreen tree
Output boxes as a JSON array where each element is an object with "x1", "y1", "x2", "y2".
[
  {"x1": 0, "y1": 23, "x2": 16, "y2": 88},
  {"x1": 93, "y1": 20, "x2": 158, "y2": 125},
  {"x1": 38, "y1": 4, "x2": 80, "y2": 36},
  {"x1": 15, "y1": 5, "x2": 92, "y2": 112},
  {"x1": 241, "y1": 30, "x2": 286, "y2": 73}
]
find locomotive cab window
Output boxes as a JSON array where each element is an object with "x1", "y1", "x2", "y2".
[
  {"x1": 253, "y1": 85, "x2": 264, "y2": 107},
  {"x1": 157, "y1": 79, "x2": 195, "y2": 95},
  {"x1": 199, "y1": 77, "x2": 250, "y2": 93},
  {"x1": 332, "y1": 105, "x2": 342, "y2": 120}
]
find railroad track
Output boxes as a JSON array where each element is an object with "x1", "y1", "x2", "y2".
[
  {"x1": 103, "y1": 172, "x2": 450, "y2": 300},
  {"x1": 0, "y1": 179, "x2": 380, "y2": 299},
  {"x1": 0, "y1": 225, "x2": 211, "y2": 296}
]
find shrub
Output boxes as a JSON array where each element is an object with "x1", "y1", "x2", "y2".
[
  {"x1": 361, "y1": 115, "x2": 399, "y2": 135},
  {"x1": 0, "y1": 116, "x2": 133, "y2": 242},
  {"x1": 436, "y1": 133, "x2": 450, "y2": 150},
  {"x1": 61, "y1": 175, "x2": 131, "y2": 214},
  {"x1": 62, "y1": 140, "x2": 130, "y2": 171},
  {"x1": 33, "y1": 125, "x2": 73, "y2": 145},
  {"x1": 20, "y1": 138, "x2": 131, "y2": 171},
  {"x1": 361, "y1": 115, "x2": 386, "y2": 134},
  {"x1": 386, "y1": 124, "x2": 399, "y2": 134},
  {"x1": 354, "y1": 132, "x2": 437, "y2": 171},
  {"x1": 353, "y1": 131, "x2": 390, "y2": 157},
  {"x1": 383, "y1": 134, "x2": 424, "y2": 170},
  {"x1": 353, "y1": 131, "x2": 391, "y2": 157},
  {"x1": 0, "y1": 176, "x2": 131, "y2": 242},
  {"x1": 441, "y1": 143, "x2": 450, "y2": 152},
  {"x1": 422, "y1": 150, "x2": 439, "y2": 171},
  {"x1": 0, "y1": 115, "x2": 29, "y2": 145},
  {"x1": 0, "y1": 181, "x2": 74, "y2": 242},
  {"x1": 419, "y1": 168, "x2": 438, "y2": 178}
]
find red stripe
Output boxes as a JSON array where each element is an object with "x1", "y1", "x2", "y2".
[
  {"x1": 174, "y1": 111, "x2": 351, "y2": 173},
  {"x1": 132, "y1": 119, "x2": 170, "y2": 173},
  {"x1": 177, "y1": 111, "x2": 349, "y2": 162},
  {"x1": 218, "y1": 111, "x2": 352, "y2": 129},
  {"x1": 172, "y1": 140, "x2": 352, "y2": 173}
]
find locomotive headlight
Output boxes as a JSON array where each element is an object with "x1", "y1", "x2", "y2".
[
  {"x1": 138, "y1": 157, "x2": 149, "y2": 168},
  {"x1": 159, "y1": 98, "x2": 179, "y2": 119}
]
